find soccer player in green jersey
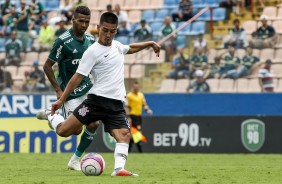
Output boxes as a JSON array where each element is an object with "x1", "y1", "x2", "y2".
[{"x1": 36, "y1": 6, "x2": 99, "y2": 171}]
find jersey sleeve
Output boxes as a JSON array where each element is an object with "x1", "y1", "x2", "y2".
[
  {"x1": 121, "y1": 43, "x2": 129, "y2": 55},
  {"x1": 48, "y1": 38, "x2": 64, "y2": 63},
  {"x1": 258, "y1": 69, "x2": 265, "y2": 78},
  {"x1": 76, "y1": 46, "x2": 96, "y2": 76}
]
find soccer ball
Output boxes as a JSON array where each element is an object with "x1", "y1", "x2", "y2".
[{"x1": 80, "y1": 153, "x2": 105, "y2": 176}]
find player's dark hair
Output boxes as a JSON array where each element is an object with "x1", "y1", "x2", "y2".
[
  {"x1": 74, "y1": 6, "x2": 91, "y2": 18},
  {"x1": 100, "y1": 12, "x2": 118, "y2": 25},
  {"x1": 233, "y1": 19, "x2": 240, "y2": 24}
]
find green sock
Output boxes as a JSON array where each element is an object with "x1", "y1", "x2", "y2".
[{"x1": 75, "y1": 128, "x2": 96, "y2": 157}]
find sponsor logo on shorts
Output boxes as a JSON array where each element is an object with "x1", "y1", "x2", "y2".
[{"x1": 78, "y1": 105, "x2": 89, "y2": 117}]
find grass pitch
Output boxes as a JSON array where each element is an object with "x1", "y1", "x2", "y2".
[{"x1": 1, "y1": 153, "x2": 282, "y2": 184}]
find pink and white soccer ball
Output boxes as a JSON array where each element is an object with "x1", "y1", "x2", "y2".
[{"x1": 80, "y1": 153, "x2": 105, "y2": 176}]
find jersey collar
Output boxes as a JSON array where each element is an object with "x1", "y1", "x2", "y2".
[{"x1": 70, "y1": 28, "x2": 85, "y2": 43}]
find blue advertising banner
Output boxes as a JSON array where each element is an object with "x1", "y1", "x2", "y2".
[
  {"x1": 0, "y1": 94, "x2": 57, "y2": 117},
  {"x1": 1, "y1": 93, "x2": 282, "y2": 117}
]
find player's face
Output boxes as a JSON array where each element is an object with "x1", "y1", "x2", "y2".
[
  {"x1": 98, "y1": 22, "x2": 117, "y2": 46},
  {"x1": 72, "y1": 13, "x2": 90, "y2": 35}
]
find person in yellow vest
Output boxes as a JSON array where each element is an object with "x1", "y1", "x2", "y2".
[{"x1": 126, "y1": 81, "x2": 152, "y2": 153}]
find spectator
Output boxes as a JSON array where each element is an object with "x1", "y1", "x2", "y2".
[
  {"x1": 0, "y1": 31, "x2": 22, "y2": 66},
  {"x1": 158, "y1": 16, "x2": 176, "y2": 62},
  {"x1": 217, "y1": 46, "x2": 241, "y2": 79},
  {"x1": 1, "y1": 6, "x2": 18, "y2": 37},
  {"x1": 55, "y1": 20, "x2": 67, "y2": 37},
  {"x1": 114, "y1": 4, "x2": 131, "y2": 33},
  {"x1": 187, "y1": 70, "x2": 210, "y2": 93},
  {"x1": 190, "y1": 47, "x2": 208, "y2": 76},
  {"x1": 59, "y1": 0, "x2": 73, "y2": 23},
  {"x1": 249, "y1": 15, "x2": 277, "y2": 49},
  {"x1": 127, "y1": 81, "x2": 152, "y2": 153},
  {"x1": 240, "y1": 47, "x2": 260, "y2": 77},
  {"x1": 167, "y1": 48, "x2": 190, "y2": 79},
  {"x1": 29, "y1": 60, "x2": 48, "y2": 92},
  {"x1": 0, "y1": 66, "x2": 13, "y2": 93},
  {"x1": 223, "y1": 19, "x2": 247, "y2": 49},
  {"x1": 193, "y1": 33, "x2": 209, "y2": 54},
  {"x1": 116, "y1": 20, "x2": 130, "y2": 36},
  {"x1": 29, "y1": 0, "x2": 46, "y2": 26},
  {"x1": 106, "y1": 4, "x2": 113, "y2": 13},
  {"x1": 219, "y1": 0, "x2": 237, "y2": 17},
  {"x1": 72, "y1": 0, "x2": 86, "y2": 9},
  {"x1": 172, "y1": 0, "x2": 193, "y2": 22},
  {"x1": 15, "y1": 0, "x2": 31, "y2": 52},
  {"x1": 133, "y1": 19, "x2": 152, "y2": 42},
  {"x1": 0, "y1": 0, "x2": 15, "y2": 15},
  {"x1": 258, "y1": 59, "x2": 274, "y2": 92},
  {"x1": 36, "y1": 19, "x2": 55, "y2": 51},
  {"x1": 22, "y1": 70, "x2": 33, "y2": 92},
  {"x1": 0, "y1": 0, "x2": 16, "y2": 25},
  {"x1": 205, "y1": 56, "x2": 222, "y2": 79}
]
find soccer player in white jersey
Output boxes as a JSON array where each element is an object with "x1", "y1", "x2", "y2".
[
  {"x1": 36, "y1": 6, "x2": 99, "y2": 171},
  {"x1": 44, "y1": 12, "x2": 160, "y2": 176}
]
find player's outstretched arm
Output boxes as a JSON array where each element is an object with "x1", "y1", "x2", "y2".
[
  {"x1": 51, "y1": 73, "x2": 84, "y2": 115},
  {"x1": 127, "y1": 41, "x2": 161, "y2": 57}
]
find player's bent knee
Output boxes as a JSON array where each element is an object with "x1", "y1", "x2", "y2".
[
  {"x1": 56, "y1": 126, "x2": 82, "y2": 137},
  {"x1": 111, "y1": 128, "x2": 131, "y2": 142},
  {"x1": 56, "y1": 128, "x2": 70, "y2": 137},
  {"x1": 86, "y1": 121, "x2": 100, "y2": 131},
  {"x1": 73, "y1": 127, "x2": 83, "y2": 135}
]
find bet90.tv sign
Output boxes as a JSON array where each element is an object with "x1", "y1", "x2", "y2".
[{"x1": 88, "y1": 116, "x2": 282, "y2": 153}]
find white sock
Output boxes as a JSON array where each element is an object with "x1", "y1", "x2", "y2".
[
  {"x1": 114, "y1": 143, "x2": 129, "y2": 170},
  {"x1": 48, "y1": 114, "x2": 64, "y2": 130}
]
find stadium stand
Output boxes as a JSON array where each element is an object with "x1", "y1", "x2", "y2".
[
  {"x1": 174, "y1": 78, "x2": 189, "y2": 93},
  {"x1": 142, "y1": 10, "x2": 155, "y2": 23},
  {"x1": 159, "y1": 78, "x2": 175, "y2": 93},
  {"x1": 217, "y1": 79, "x2": 235, "y2": 93},
  {"x1": 2, "y1": 0, "x2": 282, "y2": 94},
  {"x1": 262, "y1": 6, "x2": 277, "y2": 20}
]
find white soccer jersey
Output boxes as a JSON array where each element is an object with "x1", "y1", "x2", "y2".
[{"x1": 76, "y1": 40, "x2": 129, "y2": 102}]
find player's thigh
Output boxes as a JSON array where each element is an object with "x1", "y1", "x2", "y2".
[
  {"x1": 105, "y1": 112, "x2": 131, "y2": 142},
  {"x1": 62, "y1": 94, "x2": 87, "y2": 118},
  {"x1": 111, "y1": 128, "x2": 131, "y2": 143},
  {"x1": 56, "y1": 114, "x2": 83, "y2": 136}
]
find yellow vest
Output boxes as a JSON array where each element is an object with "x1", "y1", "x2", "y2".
[{"x1": 127, "y1": 92, "x2": 146, "y2": 116}]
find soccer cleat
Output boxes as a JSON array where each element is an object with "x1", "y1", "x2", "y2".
[
  {"x1": 36, "y1": 108, "x2": 59, "y2": 120},
  {"x1": 67, "y1": 159, "x2": 81, "y2": 171},
  {"x1": 111, "y1": 168, "x2": 139, "y2": 177},
  {"x1": 36, "y1": 108, "x2": 59, "y2": 130}
]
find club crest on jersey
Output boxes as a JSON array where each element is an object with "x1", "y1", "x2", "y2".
[{"x1": 78, "y1": 105, "x2": 89, "y2": 117}]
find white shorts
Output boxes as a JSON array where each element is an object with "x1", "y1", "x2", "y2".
[{"x1": 62, "y1": 94, "x2": 88, "y2": 118}]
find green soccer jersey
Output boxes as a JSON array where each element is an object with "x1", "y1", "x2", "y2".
[
  {"x1": 49, "y1": 29, "x2": 95, "y2": 101},
  {"x1": 223, "y1": 55, "x2": 240, "y2": 70},
  {"x1": 191, "y1": 54, "x2": 208, "y2": 68},
  {"x1": 242, "y1": 55, "x2": 259, "y2": 70}
]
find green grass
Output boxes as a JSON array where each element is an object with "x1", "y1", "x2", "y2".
[{"x1": 1, "y1": 153, "x2": 282, "y2": 184}]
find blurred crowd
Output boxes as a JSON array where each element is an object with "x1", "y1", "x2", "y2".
[{"x1": 0, "y1": 0, "x2": 279, "y2": 94}]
